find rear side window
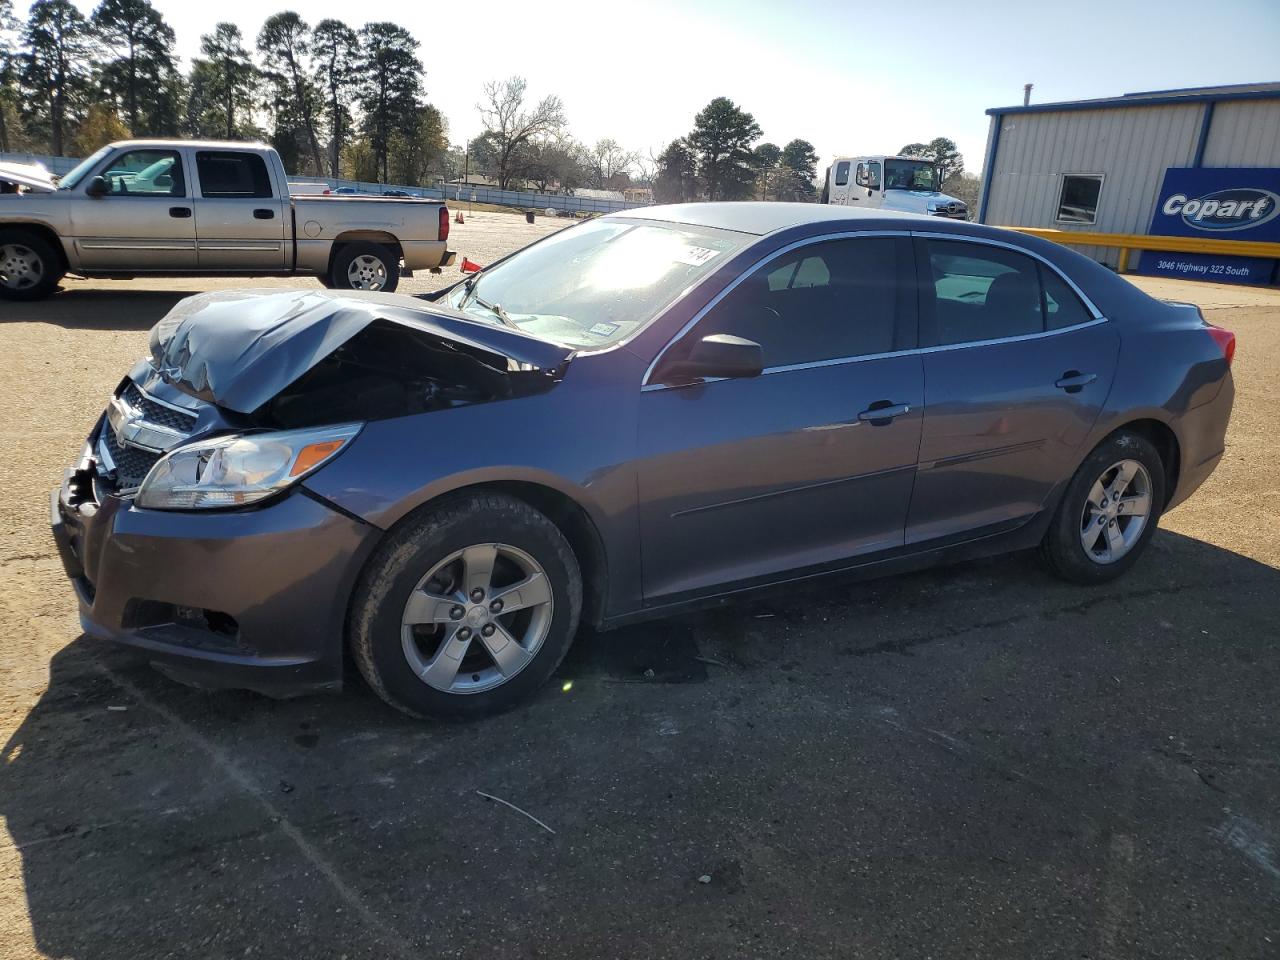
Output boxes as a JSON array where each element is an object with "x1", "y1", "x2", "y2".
[
  {"x1": 196, "y1": 151, "x2": 273, "y2": 199},
  {"x1": 921, "y1": 239, "x2": 1093, "y2": 346},
  {"x1": 834, "y1": 161, "x2": 850, "y2": 187},
  {"x1": 698, "y1": 236, "x2": 914, "y2": 368},
  {"x1": 1040, "y1": 264, "x2": 1093, "y2": 329}
]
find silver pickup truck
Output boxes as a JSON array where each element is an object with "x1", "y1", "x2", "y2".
[{"x1": 0, "y1": 139, "x2": 455, "y2": 301}]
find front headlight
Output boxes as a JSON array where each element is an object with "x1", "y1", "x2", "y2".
[{"x1": 136, "y1": 423, "x2": 362, "y2": 510}]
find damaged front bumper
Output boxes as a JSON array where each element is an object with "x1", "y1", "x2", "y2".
[{"x1": 50, "y1": 449, "x2": 381, "y2": 697}]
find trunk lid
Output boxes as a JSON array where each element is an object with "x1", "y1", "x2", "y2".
[
  {"x1": 0, "y1": 160, "x2": 58, "y2": 193},
  {"x1": 146, "y1": 288, "x2": 574, "y2": 414}
]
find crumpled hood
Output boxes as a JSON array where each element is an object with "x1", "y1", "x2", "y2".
[
  {"x1": 882, "y1": 189, "x2": 963, "y2": 208},
  {"x1": 0, "y1": 160, "x2": 57, "y2": 192},
  {"x1": 147, "y1": 288, "x2": 574, "y2": 414}
]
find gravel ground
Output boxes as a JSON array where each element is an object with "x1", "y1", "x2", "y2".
[{"x1": 0, "y1": 216, "x2": 1278, "y2": 959}]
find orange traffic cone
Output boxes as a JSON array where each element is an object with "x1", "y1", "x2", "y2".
[{"x1": 461, "y1": 257, "x2": 483, "y2": 273}]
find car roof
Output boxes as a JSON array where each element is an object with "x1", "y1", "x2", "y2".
[{"x1": 616, "y1": 202, "x2": 930, "y2": 236}]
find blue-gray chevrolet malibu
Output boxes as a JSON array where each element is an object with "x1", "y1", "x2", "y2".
[{"x1": 51, "y1": 204, "x2": 1236, "y2": 718}]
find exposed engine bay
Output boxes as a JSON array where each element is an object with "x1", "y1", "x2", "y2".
[{"x1": 254, "y1": 319, "x2": 550, "y2": 429}]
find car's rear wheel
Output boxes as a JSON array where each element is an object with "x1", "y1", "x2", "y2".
[
  {"x1": 0, "y1": 230, "x2": 64, "y2": 301},
  {"x1": 349, "y1": 492, "x2": 582, "y2": 719},
  {"x1": 329, "y1": 241, "x2": 400, "y2": 293},
  {"x1": 1040, "y1": 431, "x2": 1166, "y2": 584}
]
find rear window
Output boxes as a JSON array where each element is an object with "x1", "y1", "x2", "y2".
[{"x1": 196, "y1": 151, "x2": 273, "y2": 199}]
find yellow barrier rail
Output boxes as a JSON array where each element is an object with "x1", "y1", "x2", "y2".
[{"x1": 997, "y1": 226, "x2": 1280, "y2": 273}]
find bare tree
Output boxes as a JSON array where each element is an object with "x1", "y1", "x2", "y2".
[
  {"x1": 588, "y1": 137, "x2": 638, "y2": 189},
  {"x1": 477, "y1": 76, "x2": 564, "y2": 190}
]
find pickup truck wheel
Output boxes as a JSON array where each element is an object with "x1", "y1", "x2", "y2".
[
  {"x1": 0, "y1": 230, "x2": 64, "y2": 301},
  {"x1": 349, "y1": 492, "x2": 582, "y2": 720},
  {"x1": 330, "y1": 242, "x2": 400, "y2": 293}
]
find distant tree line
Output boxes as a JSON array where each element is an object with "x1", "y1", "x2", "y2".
[
  {"x1": 0, "y1": 1, "x2": 964, "y2": 200},
  {"x1": 0, "y1": 0, "x2": 447, "y2": 185}
]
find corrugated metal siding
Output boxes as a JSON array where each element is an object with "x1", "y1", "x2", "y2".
[
  {"x1": 983, "y1": 104, "x2": 1203, "y2": 266},
  {"x1": 1202, "y1": 101, "x2": 1280, "y2": 166}
]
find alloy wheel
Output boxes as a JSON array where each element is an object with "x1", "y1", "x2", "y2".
[
  {"x1": 346, "y1": 253, "x2": 388, "y2": 290},
  {"x1": 0, "y1": 243, "x2": 43, "y2": 291},
  {"x1": 1079, "y1": 458, "x2": 1153, "y2": 564},
  {"x1": 401, "y1": 543, "x2": 554, "y2": 694}
]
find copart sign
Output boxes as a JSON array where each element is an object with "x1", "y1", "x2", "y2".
[{"x1": 1138, "y1": 167, "x2": 1280, "y2": 285}]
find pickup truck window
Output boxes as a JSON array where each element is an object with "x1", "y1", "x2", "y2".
[
  {"x1": 58, "y1": 145, "x2": 113, "y2": 191},
  {"x1": 101, "y1": 149, "x2": 185, "y2": 197},
  {"x1": 196, "y1": 151, "x2": 273, "y2": 199}
]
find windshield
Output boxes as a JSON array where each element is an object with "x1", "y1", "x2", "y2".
[
  {"x1": 883, "y1": 159, "x2": 940, "y2": 192},
  {"x1": 444, "y1": 219, "x2": 748, "y2": 348},
  {"x1": 57, "y1": 146, "x2": 113, "y2": 191}
]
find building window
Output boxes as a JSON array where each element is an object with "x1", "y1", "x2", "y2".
[{"x1": 1056, "y1": 175, "x2": 1104, "y2": 224}]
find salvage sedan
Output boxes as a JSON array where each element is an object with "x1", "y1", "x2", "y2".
[{"x1": 51, "y1": 204, "x2": 1236, "y2": 718}]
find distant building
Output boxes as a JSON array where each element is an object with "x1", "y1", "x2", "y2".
[
  {"x1": 623, "y1": 186, "x2": 654, "y2": 204},
  {"x1": 573, "y1": 187, "x2": 625, "y2": 202},
  {"x1": 978, "y1": 82, "x2": 1280, "y2": 284}
]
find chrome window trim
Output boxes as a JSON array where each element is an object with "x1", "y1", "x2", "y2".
[
  {"x1": 910, "y1": 230, "x2": 1104, "y2": 320},
  {"x1": 641, "y1": 228, "x2": 1108, "y2": 391}
]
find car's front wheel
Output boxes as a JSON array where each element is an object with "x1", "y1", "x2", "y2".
[
  {"x1": 1041, "y1": 430, "x2": 1166, "y2": 584},
  {"x1": 350, "y1": 492, "x2": 582, "y2": 719}
]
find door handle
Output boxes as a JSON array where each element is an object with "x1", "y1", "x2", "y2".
[
  {"x1": 253, "y1": 208, "x2": 275, "y2": 220},
  {"x1": 857, "y1": 401, "x2": 911, "y2": 424},
  {"x1": 169, "y1": 206, "x2": 191, "y2": 219},
  {"x1": 1055, "y1": 371, "x2": 1097, "y2": 393}
]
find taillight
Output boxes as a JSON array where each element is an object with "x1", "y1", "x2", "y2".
[
  {"x1": 1207, "y1": 326, "x2": 1236, "y2": 366},
  {"x1": 439, "y1": 206, "x2": 450, "y2": 244}
]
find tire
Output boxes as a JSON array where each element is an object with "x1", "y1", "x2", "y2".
[
  {"x1": 329, "y1": 241, "x2": 400, "y2": 293},
  {"x1": 1040, "y1": 430, "x2": 1166, "y2": 584},
  {"x1": 349, "y1": 492, "x2": 582, "y2": 719},
  {"x1": 0, "y1": 229, "x2": 64, "y2": 301}
]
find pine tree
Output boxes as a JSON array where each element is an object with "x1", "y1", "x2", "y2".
[
  {"x1": 190, "y1": 23, "x2": 257, "y2": 141},
  {"x1": 687, "y1": 97, "x2": 761, "y2": 201},
  {"x1": 258, "y1": 12, "x2": 324, "y2": 176},
  {"x1": 91, "y1": 0, "x2": 177, "y2": 136},
  {"x1": 356, "y1": 22, "x2": 422, "y2": 183},
  {"x1": 21, "y1": 0, "x2": 94, "y2": 155},
  {"x1": 311, "y1": 19, "x2": 359, "y2": 178}
]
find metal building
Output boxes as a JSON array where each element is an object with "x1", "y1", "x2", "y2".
[{"x1": 977, "y1": 83, "x2": 1280, "y2": 281}]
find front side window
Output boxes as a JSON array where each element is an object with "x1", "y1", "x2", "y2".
[
  {"x1": 883, "y1": 159, "x2": 936, "y2": 191},
  {"x1": 196, "y1": 151, "x2": 273, "y2": 199},
  {"x1": 690, "y1": 236, "x2": 912, "y2": 369},
  {"x1": 1057, "y1": 175, "x2": 1103, "y2": 224},
  {"x1": 444, "y1": 219, "x2": 747, "y2": 348},
  {"x1": 97, "y1": 149, "x2": 185, "y2": 197},
  {"x1": 866, "y1": 161, "x2": 882, "y2": 190},
  {"x1": 922, "y1": 239, "x2": 1092, "y2": 346},
  {"x1": 834, "y1": 161, "x2": 850, "y2": 187}
]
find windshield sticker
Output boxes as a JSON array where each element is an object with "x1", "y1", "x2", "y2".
[
  {"x1": 588, "y1": 322, "x2": 620, "y2": 337},
  {"x1": 675, "y1": 245, "x2": 721, "y2": 267}
]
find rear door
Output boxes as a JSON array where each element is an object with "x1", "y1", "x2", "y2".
[
  {"x1": 68, "y1": 147, "x2": 197, "y2": 270},
  {"x1": 191, "y1": 150, "x2": 289, "y2": 270},
  {"x1": 636, "y1": 234, "x2": 923, "y2": 601},
  {"x1": 905, "y1": 236, "x2": 1119, "y2": 544},
  {"x1": 828, "y1": 161, "x2": 852, "y2": 204}
]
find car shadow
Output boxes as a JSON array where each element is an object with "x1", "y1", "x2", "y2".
[
  {"x1": 3, "y1": 529, "x2": 1278, "y2": 958},
  {"x1": 3, "y1": 288, "x2": 202, "y2": 331}
]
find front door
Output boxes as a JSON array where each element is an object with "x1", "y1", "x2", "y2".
[
  {"x1": 906, "y1": 236, "x2": 1120, "y2": 544},
  {"x1": 191, "y1": 150, "x2": 288, "y2": 271},
  {"x1": 68, "y1": 147, "x2": 197, "y2": 270},
  {"x1": 637, "y1": 235, "x2": 923, "y2": 602}
]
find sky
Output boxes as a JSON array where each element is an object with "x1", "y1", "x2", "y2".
[{"x1": 19, "y1": 0, "x2": 1280, "y2": 174}]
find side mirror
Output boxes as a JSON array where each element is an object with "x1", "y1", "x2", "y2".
[
  {"x1": 85, "y1": 175, "x2": 110, "y2": 197},
  {"x1": 656, "y1": 334, "x2": 764, "y2": 384}
]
